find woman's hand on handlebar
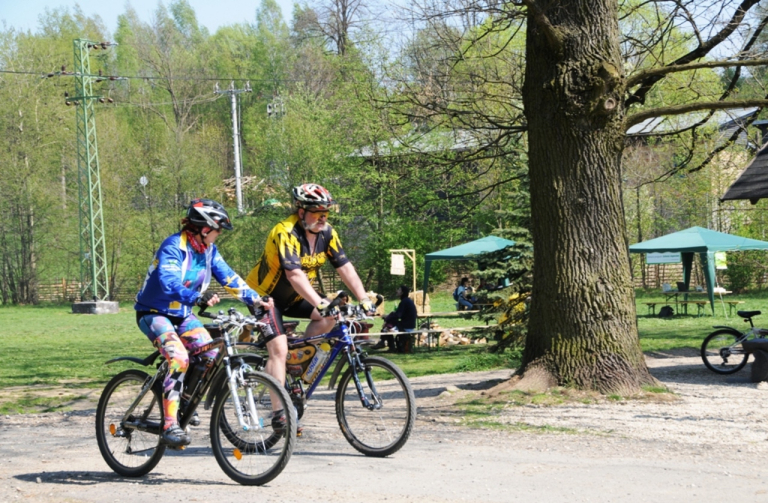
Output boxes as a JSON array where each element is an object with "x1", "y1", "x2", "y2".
[{"x1": 196, "y1": 291, "x2": 220, "y2": 308}]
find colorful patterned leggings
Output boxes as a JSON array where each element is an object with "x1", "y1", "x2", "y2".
[{"x1": 137, "y1": 313, "x2": 219, "y2": 431}]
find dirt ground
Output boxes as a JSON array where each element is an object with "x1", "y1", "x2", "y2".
[{"x1": 2, "y1": 349, "x2": 768, "y2": 503}]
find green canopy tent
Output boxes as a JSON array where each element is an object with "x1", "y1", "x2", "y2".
[
  {"x1": 421, "y1": 236, "x2": 516, "y2": 308},
  {"x1": 629, "y1": 226, "x2": 768, "y2": 314}
]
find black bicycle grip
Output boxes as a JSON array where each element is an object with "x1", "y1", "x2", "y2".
[
  {"x1": 197, "y1": 305, "x2": 215, "y2": 319},
  {"x1": 249, "y1": 296, "x2": 271, "y2": 318}
]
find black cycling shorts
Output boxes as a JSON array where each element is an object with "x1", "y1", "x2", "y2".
[{"x1": 258, "y1": 299, "x2": 315, "y2": 343}]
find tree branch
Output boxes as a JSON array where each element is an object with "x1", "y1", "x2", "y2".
[
  {"x1": 626, "y1": 59, "x2": 768, "y2": 88},
  {"x1": 625, "y1": 99, "x2": 768, "y2": 129},
  {"x1": 424, "y1": 174, "x2": 525, "y2": 204},
  {"x1": 520, "y1": 0, "x2": 564, "y2": 55},
  {"x1": 625, "y1": 0, "x2": 763, "y2": 107}
]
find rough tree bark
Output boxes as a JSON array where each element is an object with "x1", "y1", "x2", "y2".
[{"x1": 518, "y1": 0, "x2": 657, "y2": 394}]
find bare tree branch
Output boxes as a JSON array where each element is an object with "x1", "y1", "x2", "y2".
[
  {"x1": 625, "y1": 99, "x2": 768, "y2": 128},
  {"x1": 625, "y1": 0, "x2": 763, "y2": 107},
  {"x1": 626, "y1": 59, "x2": 768, "y2": 88}
]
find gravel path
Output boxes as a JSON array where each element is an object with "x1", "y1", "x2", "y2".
[{"x1": 2, "y1": 350, "x2": 768, "y2": 502}]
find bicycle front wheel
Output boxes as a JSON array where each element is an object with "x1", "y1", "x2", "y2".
[
  {"x1": 210, "y1": 371, "x2": 295, "y2": 486},
  {"x1": 335, "y1": 356, "x2": 416, "y2": 457},
  {"x1": 95, "y1": 369, "x2": 166, "y2": 477},
  {"x1": 701, "y1": 329, "x2": 748, "y2": 374}
]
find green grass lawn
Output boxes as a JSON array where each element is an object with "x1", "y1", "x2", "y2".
[
  {"x1": 633, "y1": 288, "x2": 764, "y2": 352},
  {"x1": 1, "y1": 289, "x2": 765, "y2": 393}
]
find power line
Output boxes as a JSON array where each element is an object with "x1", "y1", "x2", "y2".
[{"x1": 0, "y1": 68, "x2": 343, "y2": 84}]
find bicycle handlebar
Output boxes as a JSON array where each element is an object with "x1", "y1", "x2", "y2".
[{"x1": 196, "y1": 296, "x2": 273, "y2": 331}]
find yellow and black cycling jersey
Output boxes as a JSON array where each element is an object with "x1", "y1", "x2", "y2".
[{"x1": 245, "y1": 214, "x2": 349, "y2": 308}]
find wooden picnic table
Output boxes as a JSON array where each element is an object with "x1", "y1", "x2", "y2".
[
  {"x1": 418, "y1": 310, "x2": 480, "y2": 332},
  {"x1": 363, "y1": 323, "x2": 497, "y2": 352}
]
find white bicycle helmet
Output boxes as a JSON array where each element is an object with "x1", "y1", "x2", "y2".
[{"x1": 292, "y1": 184, "x2": 336, "y2": 211}]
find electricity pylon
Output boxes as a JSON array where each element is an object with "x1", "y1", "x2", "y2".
[{"x1": 72, "y1": 39, "x2": 112, "y2": 301}]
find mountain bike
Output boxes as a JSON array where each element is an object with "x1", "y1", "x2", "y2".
[
  {"x1": 237, "y1": 293, "x2": 416, "y2": 457},
  {"x1": 95, "y1": 305, "x2": 296, "y2": 485},
  {"x1": 701, "y1": 309, "x2": 768, "y2": 374}
]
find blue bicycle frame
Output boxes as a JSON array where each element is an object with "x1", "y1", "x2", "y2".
[
  {"x1": 295, "y1": 322, "x2": 351, "y2": 398},
  {"x1": 286, "y1": 320, "x2": 381, "y2": 412}
]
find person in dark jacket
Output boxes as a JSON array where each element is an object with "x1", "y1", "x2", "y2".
[{"x1": 374, "y1": 285, "x2": 417, "y2": 352}]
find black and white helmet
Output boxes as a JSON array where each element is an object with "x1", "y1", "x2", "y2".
[{"x1": 186, "y1": 198, "x2": 233, "y2": 231}]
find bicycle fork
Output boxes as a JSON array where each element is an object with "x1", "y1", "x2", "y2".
[
  {"x1": 225, "y1": 359, "x2": 266, "y2": 432},
  {"x1": 347, "y1": 351, "x2": 382, "y2": 411}
]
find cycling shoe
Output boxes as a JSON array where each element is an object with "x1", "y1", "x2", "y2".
[
  {"x1": 161, "y1": 425, "x2": 191, "y2": 447},
  {"x1": 189, "y1": 412, "x2": 200, "y2": 427},
  {"x1": 271, "y1": 410, "x2": 303, "y2": 436}
]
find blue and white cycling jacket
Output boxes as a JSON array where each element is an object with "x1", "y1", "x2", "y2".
[{"x1": 134, "y1": 232, "x2": 259, "y2": 318}]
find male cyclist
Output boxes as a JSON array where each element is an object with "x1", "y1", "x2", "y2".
[
  {"x1": 135, "y1": 198, "x2": 273, "y2": 447},
  {"x1": 245, "y1": 184, "x2": 374, "y2": 426}
]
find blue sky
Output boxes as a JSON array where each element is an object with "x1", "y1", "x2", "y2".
[{"x1": 0, "y1": 0, "x2": 296, "y2": 35}]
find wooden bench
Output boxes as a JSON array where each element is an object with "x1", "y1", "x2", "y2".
[
  {"x1": 726, "y1": 301, "x2": 745, "y2": 316},
  {"x1": 643, "y1": 301, "x2": 674, "y2": 315},
  {"x1": 365, "y1": 325, "x2": 498, "y2": 352},
  {"x1": 643, "y1": 302, "x2": 660, "y2": 315},
  {"x1": 679, "y1": 300, "x2": 707, "y2": 316}
]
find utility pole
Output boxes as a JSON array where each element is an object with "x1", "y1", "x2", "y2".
[
  {"x1": 44, "y1": 40, "x2": 123, "y2": 312},
  {"x1": 70, "y1": 39, "x2": 120, "y2": 314},
  {"x1": 215, "y1": 81, "x2": 251, "y2": 215}
]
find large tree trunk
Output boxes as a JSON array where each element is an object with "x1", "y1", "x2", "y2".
[{"x1": 519, "y1": 0, "x2": 656, "y2": 394}]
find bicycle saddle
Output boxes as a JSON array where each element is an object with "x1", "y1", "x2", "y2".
[
  {"x1": 737, "y1": 310, "x2": 761, "y2": 319},
  {"x1": 283, "y1": 321, "x2": 300, "y2": 335}
]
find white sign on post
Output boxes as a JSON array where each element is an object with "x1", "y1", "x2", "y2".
[
  {"x1": 390, "y1": 253, "x2": 405, "y2": 275},
  {"x1": 715, "y1": 251, "x2": 727, "y2": 270},
  {"x1": 646, "y1": 252, "x2": 681, "y2": 264}
]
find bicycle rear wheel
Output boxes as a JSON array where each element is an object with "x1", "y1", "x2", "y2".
[
  {"x1": 335, "y1": 356, "x2": 416, "y2": 457},
  {"x1": 210, "y1": 371, "x2": 295, "y2": 485},
  {"x1": 95, "y1": 369, "x2": 166, "y2": 476},
  {"x1": 701, "y1": 329, "x2": 748, "y2": 374}
]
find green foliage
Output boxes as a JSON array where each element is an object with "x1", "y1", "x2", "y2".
[
  {"x1": 724, "y1": 250, "x2": 767, "y2": 293},
  {"x1": 1, "y1": 1, "x2": 759, "y2": 310}
]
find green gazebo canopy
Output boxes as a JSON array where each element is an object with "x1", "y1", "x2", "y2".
[
  {"x1": 629, "y1": 226, "x2": 768, "y2": 313},
  {"x1": 422, "y1": 236, "x2": 516, "y2": 303}
]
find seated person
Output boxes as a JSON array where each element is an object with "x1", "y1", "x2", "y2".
[
  {"x1": 375, "y1": 311, "x2": 399, "y2": 351},
  {"x1": 336, "y1": 290, "x2": 353, "y2": 316},
  {"x1": 455, "y1": 277, "x2": 476, "y2": 310},
  {"x1": 477, "y1": 278, "x2": 494, "y2": 291},
  {"x1": 373, "y1": 285, "x2": 417, "y2": 352}
]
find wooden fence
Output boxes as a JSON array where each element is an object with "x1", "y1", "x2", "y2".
[
  {"x1": 631, "y1": 261, "x2": 709, "y2": 290},
  {"x1": 34, "y1": 271, "x2": 345, "y2": 304},
  {"x1": 35, "y1": 265, "x2": 705, "y2": 303}
]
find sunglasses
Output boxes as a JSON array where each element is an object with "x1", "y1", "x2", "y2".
[{"x1": 305, "y1": 209, "x2": 329, "y2": 217}]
